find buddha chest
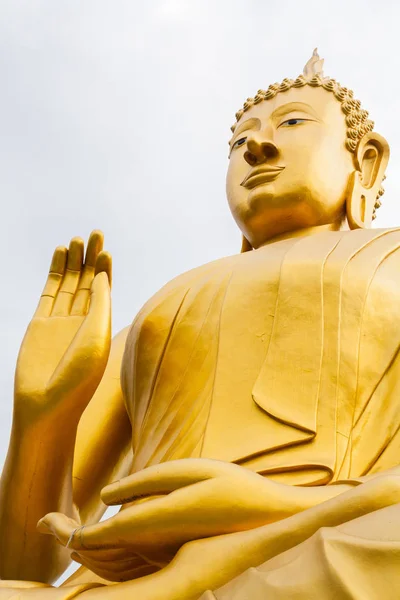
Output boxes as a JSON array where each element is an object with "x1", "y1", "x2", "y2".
[{"x1": 130, "y1": 228, "x2": 400, "y2": 485}]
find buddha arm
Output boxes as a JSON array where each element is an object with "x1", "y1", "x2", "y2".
[
  {"x1": 0, "y1": 327, "x2": 132, "y2": 584},
  {"x1": 71, "y1": 327, "x2": 132, "y2": 526},
  {"x1": 0, "y1": 408, "x2": 80, "y2": 583}
]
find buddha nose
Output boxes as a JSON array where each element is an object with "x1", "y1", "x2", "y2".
[{"x1": 244, "y1": 135, "x2": 278, "y2": 166}]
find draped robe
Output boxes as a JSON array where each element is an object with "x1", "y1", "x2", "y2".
[
  {"x1": 123, "y1": 228, "x2": 400, "y2": 489},
  {"x1": 120, "y1": 227, "x2": 400, "y2": 598}
]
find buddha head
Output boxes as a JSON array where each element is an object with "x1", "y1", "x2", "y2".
[{"x1": 226, "y1": 49, "x2": 390, "y2": 250}]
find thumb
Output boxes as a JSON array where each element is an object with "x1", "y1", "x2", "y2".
[{"x1": 37, "y1": 512, "x2": 81, "y2": 548}]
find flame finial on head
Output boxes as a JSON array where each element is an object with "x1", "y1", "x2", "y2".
[{"x1": 303, "y1": 48, "x2": 324, "y2": 81}]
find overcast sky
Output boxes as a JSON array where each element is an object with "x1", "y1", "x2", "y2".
[{"x1": 2, "y1": 0, "x2": 400, "y2": 500}]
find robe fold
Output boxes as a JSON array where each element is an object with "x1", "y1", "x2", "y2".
[{"x1": 123, "y1": 228, "x2": 400, "y2": 487}]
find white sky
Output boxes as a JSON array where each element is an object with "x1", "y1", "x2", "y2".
[{"x1": 1, "y1": 0, "x2": 400, "y2": 550}]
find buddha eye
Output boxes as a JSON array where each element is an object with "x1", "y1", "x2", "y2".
[
  {"x1": 232, "y1": 137, "x2": 247, "y2": 149},
  {"x1": 279, "y1": 118, "x2": 308, "y2": 127}
]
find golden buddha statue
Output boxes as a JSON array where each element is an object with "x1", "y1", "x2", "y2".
[{"x1": 2, "y1": 49, "x2": 400, "y2": 599}]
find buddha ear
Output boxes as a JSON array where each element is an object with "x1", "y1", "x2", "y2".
[{"x1": 346, "y1": 132, "x2": 390, "y2": 229}]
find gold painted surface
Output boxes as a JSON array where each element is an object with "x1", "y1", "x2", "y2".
[{"x1": 1, "y1": 51, "x2": 400, "y2": 598}]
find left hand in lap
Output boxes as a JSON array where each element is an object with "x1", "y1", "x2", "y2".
[{"x1": 37, "y1": 458, "x2": 281, "y2": 581}]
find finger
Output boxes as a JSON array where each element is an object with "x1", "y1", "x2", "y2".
[
  {"x1": 37, "y1": 513, "x2": 80, "y2": 547},
  {"x1": 86, "y1": 271, "x2": 111, "y2": 324},
  {"x1": 71, "y1": 547, "x2": 140, "y2": 562},
  {"x1": 73, "y1": 550, "x2": 147, "y2": 570},
  {"x1": 41, "y1": 471, "x2": 207, "y2": 552},
  {"x1": 76, "y1": 544, "x2": 176, "y2": 568},
  {"x1": 46, "y1": 271, "x2": 111, "y2": 399},
  {"x1": 40, "y1": 503, "x2": 159, "y2": 551},
  {"x1": 85, "y1": 230, "x2": 104, "y2": 268},
  {"x1": 70, "y1": 231, "x2": 104, "y2": 316},
  {"x1": 95, "y1": 250, "x2": 112, "y2": 288},
  {"x1": 34, "y1": 246, "x2": 68, "y2": 318},
  {"x1": 71, "y1": 552, "x2": 158, "y2": 582},
  {"x1": 39, "y1": 513, "x2": 114, "y2": 551},
  {"x1": 51, "y1": 237, "x2": 84, "y2": 316},
  {"x1": 46, "y1": 501, "x2": 179, "y2": 551},
  {"x1": 101, "y1": 459, "x2": 231, "y2": 505},
  {"x1": 69, "y1": 269, "x2": 93, "y2": 316}
]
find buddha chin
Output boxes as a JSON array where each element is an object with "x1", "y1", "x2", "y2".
[{"x1": 236, "y1": 182, "x2": 328, "y2": 248}]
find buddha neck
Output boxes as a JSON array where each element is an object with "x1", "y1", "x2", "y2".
[{"x1": 258, "y1": 220, "x2": 349, "y2": 249}]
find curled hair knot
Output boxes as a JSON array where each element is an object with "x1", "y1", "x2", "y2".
[
  {"x1": 348, "y1": 128, "x2": 359, "y2": 140},
  {"x1": 265, "y1": 88, "x2": 277, "y2": 99},
  {"x1": 346, "y1": 138, "x2": 357, "y2": 152},
  {"x1": 278, "y1": 78, "x2": 293, "y2": 92},
  {"x1": 334, "y1": 87, "x2": 347, "y2": 101},
  {"x1": 346, "y1": 114, "x2": 358, "y2": 127},
  {"x1": 293, "y1": 75, "x2": 307, "y2": 87},
  {"x1": 322, "y1": 79, "x2": 335, "y2": 91},
  {"x1": 342, "y1": 101, "x2": 353, "y2": 115},
  {"x1": 235, "y1": 109, "x2": 244, "y2": 121},
  {"x1": 308, "y1": 75, "x2": 322, "y2": 87}
]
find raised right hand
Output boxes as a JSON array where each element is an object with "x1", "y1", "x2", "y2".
[{"x1": 14, "y1": 230, "x2": 112, "y2": 426}]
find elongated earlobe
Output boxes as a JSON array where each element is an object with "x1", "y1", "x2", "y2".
[{"x1": 346, "y1": 132, "x2": 389, "y2": 229}]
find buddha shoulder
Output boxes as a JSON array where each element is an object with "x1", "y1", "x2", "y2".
[
  {"x1": 129, "y1": 252, "x2": 240, "y2": 333},
  {"x1": 127, "y1": 227, "x2": 400, "y2": 342}
]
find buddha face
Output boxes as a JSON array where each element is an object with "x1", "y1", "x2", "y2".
[{"x1": 226, "y1": 86, "x2": 356, "y2": 248}]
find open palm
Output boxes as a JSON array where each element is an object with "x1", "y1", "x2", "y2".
[{"x1": 14, "y1": 230, "x2": 112, "y2": 423}]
